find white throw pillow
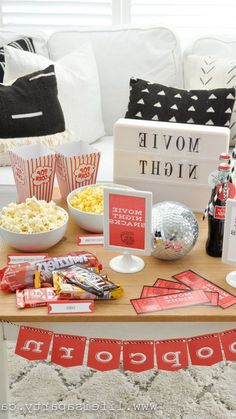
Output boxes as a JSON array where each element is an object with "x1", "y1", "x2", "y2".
[
  {"x1": 184, "y1": 54, "x2": 236, "y2": 146},
  {"x1": 4, "y1": 43, "x2": 105, "y2": 144}
]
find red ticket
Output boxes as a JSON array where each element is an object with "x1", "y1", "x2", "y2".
[
  {"x1": 131, "y1": 290, "x2": 210, "y2": 314},
  {"x1": 173, "y1": 270, "x2": 236, "y2": 309},
  {"x1": 141, "y1": 286, "x2": 185, "y2": 298},
  {"x1": 204, "y1": 292, "x2": 219, "y2": 307},
  {"x1": 153, "y1": 279, "x2": 190, "y2": 290}
]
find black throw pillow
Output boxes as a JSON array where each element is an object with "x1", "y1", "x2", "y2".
[
  {"x1": 125, "y1": 78, "x2": 235, "y2": 128},
  {"x1": 0, "y1": 37, "x2": 35, "y2": 83},
  {"x1": 0, "y1": 65, "x2": 65, "y2": 138}
]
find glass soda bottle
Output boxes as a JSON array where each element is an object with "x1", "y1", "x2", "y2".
[{"x1": 206, "y1": 163, "x2": 235, "y2": 257}]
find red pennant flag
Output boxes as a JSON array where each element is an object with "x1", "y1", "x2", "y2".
[
  {"x1": 155, "y1": 338, "x2": 189, "y2": 371},
  {"x1": 51, "y1": 333, "x2": 86, "y2": 367},
  {"x1": 15, "y1": 326, "x2": 53, "y2": 361},
  {"x1": 219, "y1": 329, "x2": 236, "y2": 361},
  {"x1": 187, "y1": 333, "x2": 223, "y2": 366},
  {"x1": 123, "y1": 340, "x2": 154, "y2": 372},
  {"x1": 87, "y1": 338, "x2": 122, "y2": 371}
]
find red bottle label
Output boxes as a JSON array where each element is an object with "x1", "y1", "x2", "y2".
[
  {"x1": 216, "y1": 182, "x2": 236, "y2": 201},
  {"x1": 214, "y1": 206, "x2": 226, "y2": 220}
]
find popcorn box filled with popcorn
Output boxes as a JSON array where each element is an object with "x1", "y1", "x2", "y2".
[
  {"x1": 54, "y1": 141, "x2": 101, "y2": 199},
  {"x1": 9, "y1": 144, "x2": 56, "y2": 202}
]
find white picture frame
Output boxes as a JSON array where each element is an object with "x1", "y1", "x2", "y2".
[
  {"x1": 103, "y1": 187, "x2": 152, "y2": 255},
  {"x1": 222, "y1": 199, "x2": 236, "y2": 265}
]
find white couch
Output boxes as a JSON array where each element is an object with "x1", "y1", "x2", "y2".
[{"x1": 1, "y1": 26, "x2": 236, "y2": 188}]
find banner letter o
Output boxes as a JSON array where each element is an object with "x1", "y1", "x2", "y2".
[
  {"x1": 196, "y1": 347, "x2": 213, "y2": 359},
  {"x1": 95, "y1": 351, "x2": 113, "y2": 363}
]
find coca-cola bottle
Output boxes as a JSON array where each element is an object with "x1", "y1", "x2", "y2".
[{"x1": 206, "y1": 163, "x2": 235, "y2": 257}]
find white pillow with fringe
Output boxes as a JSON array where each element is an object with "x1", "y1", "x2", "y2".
[{"x1": 0, "y1": 130, "x2": 71, "y2": 166}]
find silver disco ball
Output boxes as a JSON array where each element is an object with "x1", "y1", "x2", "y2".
[{"x1": 151, "y1": 201, "x2": 199, "y2": 260}]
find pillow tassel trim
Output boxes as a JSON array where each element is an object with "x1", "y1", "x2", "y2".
[{"x1": 0, "y1": 130, "x2": 72, "y2": 166}]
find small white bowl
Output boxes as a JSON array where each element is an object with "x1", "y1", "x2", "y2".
[
  {"x1": 67, "y1": 183, "x2": 134, "y2": 233},
  {"x1": 0, "y1": 207, "x2": 68, "y2": 252}
]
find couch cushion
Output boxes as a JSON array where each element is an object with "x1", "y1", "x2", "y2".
[
  {"x1": 48, "y1": 27, "x2": 182, "y2": 135},
  {"x1": 93, "y1": 135, "x2": 113, "y2": 182}
]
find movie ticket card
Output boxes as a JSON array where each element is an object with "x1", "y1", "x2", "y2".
[
  {"x1": 173, "y1": 270, "x2": 236, "y2": 309},
  {"x1": 131, "y1": 290, "x2": 210, "y2": 314},
  {"x1": 204, "y1": 292, "x2": 219, "y2": 307},
  {"x1": 141, "y1": 286, "x2": 184, "y2": 298},
  {"x1": 153, "y1": 279, "x2": 190, "y2": 290},
  {"x1": 141, "y1": 286, "x2": 218, "y2": 306}
]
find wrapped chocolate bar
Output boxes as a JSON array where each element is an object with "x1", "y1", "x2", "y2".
[
  {"x1": 16, "y1": 288, "x2": 57, "y2": 308},
  {"x1": 53, "y1": 270, "x2": 123, "y2": 300},
  {"x1": 0, "y1": 251, "x2": 102, "y2": 292},
  {"x1": 54, "y1": 264, "x2": 117, "y2": 296}
]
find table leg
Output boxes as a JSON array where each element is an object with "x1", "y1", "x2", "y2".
[{"x1": 0, "y1": 323, "x2": 10, "y2": 419}]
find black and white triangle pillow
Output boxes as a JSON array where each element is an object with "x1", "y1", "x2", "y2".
[
  {"x1": 0, "y1": 37, "x2": 35, "y2": 83},
  {"x1": 125, "y1": 78, "x2": 235, "y2": 129}
]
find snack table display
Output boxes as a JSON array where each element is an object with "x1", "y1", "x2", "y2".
[{"x1": 0, "y1": 194, "x2": 236, "y2": 419}]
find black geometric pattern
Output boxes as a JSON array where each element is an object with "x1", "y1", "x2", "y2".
[
  {"x1": 125, "y1": 78, "x2": 235, "y2": 128},
  {"x1": 0, "y1": 37, "x2": 35, "y2": 83}
]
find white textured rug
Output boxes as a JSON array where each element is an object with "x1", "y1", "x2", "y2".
[{"x1": 7, "y1": 343, "x2": 236, "y2": 419}]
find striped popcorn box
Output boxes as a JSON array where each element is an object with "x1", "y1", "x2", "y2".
[
  {"x1": 54, "y1": 141, "x2": 101, "y2": 199},
  {"x1": 9, "y1": 144, "x2": 56, "y2": 202}
]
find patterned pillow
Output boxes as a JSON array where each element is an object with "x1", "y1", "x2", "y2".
[
  {"x1": 125, "y1": 78, "x2": 235, "y2": 129},
  {"x1": 0, "y1": 64, "x2": 65, "y2": 138},
  {"x1": 185, "y1": 54, "x2": 236, "y2": 146},
  {"x1": 0, "y1": 37, "x2": 35, "y2": 82}
]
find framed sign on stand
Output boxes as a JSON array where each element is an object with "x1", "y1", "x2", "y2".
[
  {"x1": 103, "y1": 187, "x2": 152, "y2": 273},
  {"x1": 222, "y1": 199, "x2": 236, "y2": 287}
]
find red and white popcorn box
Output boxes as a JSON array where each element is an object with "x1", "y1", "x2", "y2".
[
  {"x1": 54, "y1": 141, "x2": 101, "y2": 199},
  {"x1": 9, "y1": 144, "x2": 56, "y2": 202}
]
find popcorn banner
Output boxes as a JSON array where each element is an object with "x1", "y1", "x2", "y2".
[
  {"x1": 123, "y1": 340, "x2": 154, "y2": 372},
  {"x1": 155, "y1": 338, "x2": 188, "y2": 371},
  {"x1": 13, "y1": 325, "x2": 236, "y2": 370},
  {"x1": 51, "y1": 333, "x2": 86, "y2": 367}
]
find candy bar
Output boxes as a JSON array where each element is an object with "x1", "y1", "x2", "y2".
[
  {"x1": 53, "y1": 273, "x2": 123, "y2": 300},
  {"x1": 173, "y1": 270, "x2": 236, "y2": 309},
  {"x1": 16, "y1": 288, "x2": 57, "y2": 309},
  {"x1": 131, "y1": 290, "x2": 210, "y2": 314},
  {"x1": 53, "y1": 264, "x2": 118, "y2": 297},
  {"x1": 0, "y1": 251, "x2": 102, "y2": 292}
]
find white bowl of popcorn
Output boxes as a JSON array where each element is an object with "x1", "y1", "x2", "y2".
[
  {"x1": 0, "y1": 197, "x2": 68, "y2": 251},
  {"x1": 67, "y1": 183, "x2": 133, "y2": 233}
]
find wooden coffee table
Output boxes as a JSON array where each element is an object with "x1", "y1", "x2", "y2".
[{"x1": 0, "y1": 198, "x2": 236, "y2": 418}]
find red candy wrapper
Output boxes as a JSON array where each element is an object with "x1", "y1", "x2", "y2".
[
  {"x1": 16, "y1": 288, "x2": 57, "y2": 308},
  {"x1": 0, "y1": 251, "x2": 102, "y2": 293},
  {"x1": 131, "y1": 290, "x2": 210, "y2": 314},
  {"x1": 173, "y1": 270, "x2": 236, "y2": 309}
]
